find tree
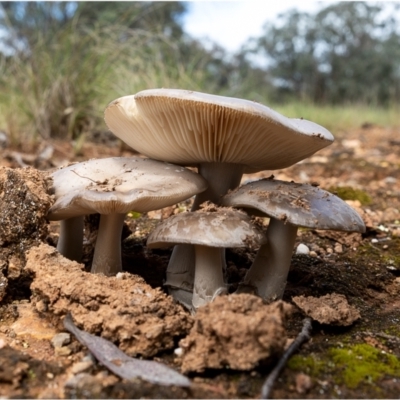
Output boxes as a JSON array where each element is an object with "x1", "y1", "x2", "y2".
[{"x1": 247, "y1": 2, "x2": 400, "y2": 104}]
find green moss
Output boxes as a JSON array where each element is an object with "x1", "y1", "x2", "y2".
[
  {"x1": 127, "y1": 211, "x2": 142, "y2": 219},
  {"x1": 329, "y1": 344, "x2": 400, "y2": 388},
  {"x1": 287, "y1": 354, "x2": 325, "y2": 376},
  {"x1": 328, "y1": 186, "x2": 372, "y2": 205}
]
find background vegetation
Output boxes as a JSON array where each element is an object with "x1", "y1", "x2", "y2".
[{"x1": 0, "y1": 1, "x2": 399, "y2": 145}]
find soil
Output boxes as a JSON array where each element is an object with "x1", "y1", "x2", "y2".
[{"x1": 0, "y1": 124, "x2": 400, "y2": 398}]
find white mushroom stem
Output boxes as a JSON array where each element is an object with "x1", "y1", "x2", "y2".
[
  {"x1": 192, "y1": 245, "x2": 227, "y2": 310},
  {"x1": 57, "y1": 216, "x2": 84, "y2": 262},
  {"x1": 191, "y1": 162, "x2": 244, "y2": 210},
  {"x1": 91, "y1": 213, "x2": 126, "y2": 275},
  {"x1": 165, "y1": 162, "x2": 244, "y2": 304},
  {"x1": 238, "y1": 218, "x2": 298, "y2": 301}
]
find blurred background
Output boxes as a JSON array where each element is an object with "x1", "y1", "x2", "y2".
[{"x1": 0, "y1": 1, "x2": 399, "y2": 148}]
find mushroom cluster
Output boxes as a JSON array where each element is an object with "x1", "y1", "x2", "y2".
[
  {"x1": 101, "y1": 88, "x2": 365, "y2": 310},
  {"x1": 42, "y1": 88, "x2": 365, "y2": 311}
]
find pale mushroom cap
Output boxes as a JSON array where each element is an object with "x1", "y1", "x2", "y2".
[
  {"x1": 104, "y1": 89, "x2": 334, "y2": 172},
  {"x1": 48, "y1": 157, "x2": 207, "y2": 220},
  {"x1": 221, "y1": 179, "x2": 366, "y2": 233},
  {"x1": 147, "y1": 209, "x2": 267, "y2": 248}
]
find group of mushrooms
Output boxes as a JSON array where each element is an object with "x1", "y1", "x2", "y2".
[{"x1": 47, "y1": 89, "x2": 365, "y2": 311}]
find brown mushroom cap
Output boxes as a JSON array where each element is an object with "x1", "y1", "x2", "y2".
[
  {"x1": 104, "y1": 89, "x2": 334, "y2": 172},
  {"x1": 147, "y1": 209, "x2": 267, "y2": 249},
  {"x1": 48, "y1": 157, "x2": 208, "y2": 220},
  {"x1": 221, "y1": 179, "x2": 366, "y2": 233}
]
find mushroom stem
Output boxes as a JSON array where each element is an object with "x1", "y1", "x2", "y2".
[
  {"x1": 91, "y1": 213, "x2": 126, "y2": 275},
  {"x1": 165, "y1": 162, "x2": 243, "y2": 305},
  {"x1": 192, "y1": 245, "x2": 227, "y2": 310},
  {"x1": 191, "y1": 162, "x2": 244, "y2": 210},
  {"x1": 237, "y1": 218, "x2": 298, "y2": 301},
  {"x1": 57, "y1": 216, "x2": 84, "y2": 262}
]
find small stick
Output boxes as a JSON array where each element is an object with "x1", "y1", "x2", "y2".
[
  {"x1": 362, "y1": 331, "x2": 400, "y2": 344},
  {"x1": 261, "y1": 317, "x2": 313, "y2": 399}
]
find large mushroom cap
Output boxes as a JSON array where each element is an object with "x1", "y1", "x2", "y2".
[
  {"x1": 104, "y1": 89, "x2": 334, "y2": 172},
  {"x1": 221, "y1": 179, "x2": 366, "y2": 233},
  {"x1": 147, "y1": 208, "x2": 267, "y2": 249},
  {"x1": 48, "y1": 157, "x2": 207, "y2": 220}
]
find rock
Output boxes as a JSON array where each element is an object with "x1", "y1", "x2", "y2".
[
  {"x1": 296, "y1": 243, "x2": 310, "y2": 255},
  {"x1": 55, "y1": 346, "x2": 72, "y2": 357},
  {"x1": 295, "y1": 372, "x2": 312, "y2": 394},
  {"x1": 51, "y1": 333, "x2": 71, "y2": 348},
  {"x1": 71, "y1": 361, "x2": 94, "y2": 375}
]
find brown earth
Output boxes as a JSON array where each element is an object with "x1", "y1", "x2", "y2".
[{"x1": 0, "y1": 124, "x2": 400, "y2": 398}]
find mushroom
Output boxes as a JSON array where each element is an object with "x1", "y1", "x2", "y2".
[
  {"x1": 48, "y1": 156, "x2": 207, "y2": 275},
  {"x1": 146, "y1": 207, "x2": 267, "y2": 310},
  {"x1": 220, "y1": 178, "x2": 366, "y2": 301},
  {"x1": 104, "y1": 89, "x2": 334, "y2": 301}
]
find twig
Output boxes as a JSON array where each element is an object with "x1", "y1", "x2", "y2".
[
  {"x1": 362, "y1": 331, "x2": 400, "y2": 344},
  {"x1": 261, "y1": 317, "x2": 313, "y2": 399}
]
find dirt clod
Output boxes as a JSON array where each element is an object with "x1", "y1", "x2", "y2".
[
  {"x1": 26, "y1": 243, "x2": 193, "y2": 357},
  {"x1": 292, "y1": 293, "x2": 361, "y2": 326},
  {"x1": 179, "y1": 294, "x2": 293, "y2": 372},
  {"x1": 0, "y1": 167, "x2": 53, "y2": 301}
]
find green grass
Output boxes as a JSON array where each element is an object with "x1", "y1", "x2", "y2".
[{"x1": 272, "y1": 101, "x2": 400, "y2": 134}]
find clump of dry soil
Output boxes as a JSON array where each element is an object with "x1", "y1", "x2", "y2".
[
  {"x1": 178, "y1": 294, "x2": 293, "y2": 372},
  {"x1": 292, "y1": 293, "x2": 361, "y2": 326},
  {"x1": 26, "y1": 243, "x2": 193, "y2": 357},
  {"x1": 0, "y1": 167, "x2": 53, "y2": 301}
]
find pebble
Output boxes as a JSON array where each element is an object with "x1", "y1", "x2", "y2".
[
  {"x1": 174, "y1": 347, "x2": 184, "y2": 357},
  {"x1": 295, "y1": 372, "x2": 312, "y2": 394},
  {"x1": 334, "y1": 243, "x2": 343, "y2": 253},
  {"x1": 55, "y1": 346, "x2": 72, "y2": 357},
  {"x1": 71, "y1": 360, "x2": 94, "y2": 375},
  {"x1": 296, "y1": 243, "x2": 310, "y2": 255},
  {"x1": 384, "y1": 177, "x2": 397, "y2": 184},
  {"x1": 51, "y1": 332, "x2": 71, "y2": 348}
]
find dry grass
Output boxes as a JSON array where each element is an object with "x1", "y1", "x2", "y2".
[{"x1": 0, "y1": 22, "x2": 398, "y2": 147}]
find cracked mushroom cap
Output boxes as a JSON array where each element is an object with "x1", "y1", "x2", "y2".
[
  {"x1": 147, "y1": 208, "x2": 267, "y2": 249},
  {"x1": 47, "y1": 157, "x2": 207, "y2": 220},
  {"x1": 104, "y1": 89, "x2": 334, "y2": 172},
  {"x1": 221, "y1": 179, "x2": 366, "y2": 233}
]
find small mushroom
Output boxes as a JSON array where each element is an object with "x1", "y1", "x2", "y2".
[
  {"x1": 48, "y1": 157, "x2": 207, "y2": 275},
  {"x1": 104, "y1": 89, "x2": 334, "y2": 302},
  {"x1": 146, "y1": 208, "x2": 267, "y2": 310},
  {"x1": 221, "y1": 178, "x2": 366, "y2": 301}
]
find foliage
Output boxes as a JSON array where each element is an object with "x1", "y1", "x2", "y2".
[
  {"x1": 0, "y1": 2, "x2": 222, "y2": 141},
  {"x1": 0, "y1": 1, "x2": 399, "y2": 144},
  {"x1": 247, "y1": 2, "x2": 400, "y2": 104}
]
